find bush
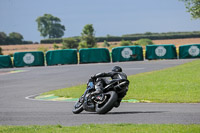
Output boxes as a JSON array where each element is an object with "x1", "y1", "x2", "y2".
[
  {"x1": 62, "y1": 38, "x2": 79, "y2": 49},
  {"x1": 119, "y1": 40, "x2": 133, "y2": 46},
  {"x1": 134, "y1": 38, "x2": 154, "y2": 46},
  {"x1": 103, "y1": 40, "x2": 110, "y2": 47},
  {"x1": 37, "y1": 46, "x2": 48, "y2": 53},
  {"x1": 53, "y1": 43, "x2": 59, "y2": 50}
]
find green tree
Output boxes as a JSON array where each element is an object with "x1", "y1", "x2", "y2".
[
  {"x1": 62, "y1": 38, "x2": 79, "y2": 49},
  {"x1": 0, "y1": 32, "x2": 7, "y2": 45},
  {"x1": 180, "y1": 0, "x2": 200, "y2": 19},
  {"x1": 8, "y1": 32, "x2": 23, "y2": 44},
  {"x1": 36, "y1": 14, "x2": 65, "y2": 38},
  {"x1": 79, "y1": 24, "x2": 96, "y2": 48}
]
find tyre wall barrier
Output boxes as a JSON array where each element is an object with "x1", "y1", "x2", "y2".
[
  {"x1": 14, "y1": 51, "x2": 44, "y2": 67},
  {"x1": 112, "y1": 46, "x2": 143, "y2": 62},
  {"x1": 46, "y1": 49, "x2": 78, "y2": 66},
  {"x1": 79, "y1": 48, "x2": 110, "y2": 63},
  {"x1": 0, "y1": 55, "x2": 13, "y2": 68},
  {"x1": 146, "y1": 44, "x2": 177, "y2": 60},
  {"x1": 179, "y1": 44, "x2": 200, "y2": 59}
]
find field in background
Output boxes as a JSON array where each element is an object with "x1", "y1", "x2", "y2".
[
  {"x1": 1, "y1": 38, "x2": 200, "y2": 55},
  {"x1": 0, "y1": 44, "x2": 63, "y2": 55}
]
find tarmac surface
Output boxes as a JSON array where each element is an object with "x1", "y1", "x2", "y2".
[{"x1": 0, "y1": 59, "x2": 200, "y2": 125}]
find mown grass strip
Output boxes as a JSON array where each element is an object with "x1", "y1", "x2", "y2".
[
  {"x1": 0, "y1": 124, "x2": 200, "y2": 133},
  {"x1": 42, "y1": 59, "x2": 200, "y2": 103}
]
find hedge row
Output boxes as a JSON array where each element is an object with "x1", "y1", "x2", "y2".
[
  {"x1": 40, "y1": 31, "x2": 200, "y2": 44},
  {"x1": 96, "y1": 33, "x2": 200, "y2": 42}
]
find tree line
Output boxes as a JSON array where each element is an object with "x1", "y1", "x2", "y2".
[{"x1": 0, "y1": 32, "x2": 33, "y2": 45}]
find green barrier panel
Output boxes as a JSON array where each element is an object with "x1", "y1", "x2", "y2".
[
  {"x1": 14, "y1": 51, "x2": 44, "y2": 67},
  {"x1": 79, "y1": 48, "x2": 110, "y2": 63},
  {"x1": 112, "y1": 46, "x2": 143, "y2": 62},
  {"x1": 46, "y1": 49, "x2": 78, "y2": 66},
  {"x1": 179, "y1": 44, "x2": 200, "y2": 59},
  {"x1": 146, "y1": 44, "x2": 177, "y2": 60},
  {"x1": 0, "y1": 55, "x2": 13, "y2": 68}
]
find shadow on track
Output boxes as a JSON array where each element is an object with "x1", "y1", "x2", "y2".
[
  {"x1": 80, "y1": 111, "x2": 167, "y2": 115},
  {"x1": 107, "y1": 111, "x2": 167, "y2": 115}
]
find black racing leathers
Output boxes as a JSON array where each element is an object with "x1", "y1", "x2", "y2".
[
  {"x1": 93, "y1": 71, "x2": 127, "y2": 92},
  {"x1": 94, "y1": 71, "x2": 127, "y2": 80}
]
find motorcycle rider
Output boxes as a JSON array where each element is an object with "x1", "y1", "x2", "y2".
[{"x1": 91, "y1": 66, "x2": 128, "y2": 107}]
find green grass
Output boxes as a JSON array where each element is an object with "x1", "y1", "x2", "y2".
[
  {"x1": 43, "y1": 59, "x2": 200, "y2": 103},
  {"x1": 126, "y1": 59, "x2": 200, "y2": 103},
  {"x1": 0, "y1": 124, "x2": 200, "y2": 133},
  {"x1": 42, "y1": 83, "x2": 87, "y2": 98}
]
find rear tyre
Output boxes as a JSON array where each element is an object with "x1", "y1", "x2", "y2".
[{"x1": 95, "y1": 91, "x2": 118, "y2": 114}]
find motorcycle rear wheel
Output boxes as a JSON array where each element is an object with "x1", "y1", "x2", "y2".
[{"x1": 95, "y1": 91, "x2": 118, "y2": 114}]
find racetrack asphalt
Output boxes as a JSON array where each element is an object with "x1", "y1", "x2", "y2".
[{"x1": 0, "y1": 59, "x2": 200, "y2": 126}]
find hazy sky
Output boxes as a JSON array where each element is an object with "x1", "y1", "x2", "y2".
[{"x1": 0, "y1": 0, "x2": 200, "y2": 42}]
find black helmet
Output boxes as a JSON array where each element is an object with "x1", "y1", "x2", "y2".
[{"x1": 112, "y1": 66, "x2": 122, "y2": 72}]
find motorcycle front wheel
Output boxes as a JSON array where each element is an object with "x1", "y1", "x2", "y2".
[
  {"x1": 95, "y1": 91, "x2": 118, "y2": 114},
  {"x1": 72, "y1": 95, "x2": 84, "y2": 114}
]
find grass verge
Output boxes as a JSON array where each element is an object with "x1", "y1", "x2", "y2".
[
  {"x1": 126, "y1": 59, "x2": 200, "y2": 103},
  {"x1": 0, "y1": 124, "x2": 200, "y2": 133},
  {"x1": 42, "y1": 59, "x2": 200, "y2": 103}
]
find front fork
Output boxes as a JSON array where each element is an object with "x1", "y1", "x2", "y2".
[{"x1": 82, "y1": 89, "x2": 96, "y2": 112}]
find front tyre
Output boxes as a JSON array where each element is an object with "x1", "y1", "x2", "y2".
[
  {"x1": 72, "y1": 96, "x2": 84, "y2": 114},
  {"x1": 95, "y1": 91, "x2": 118, "y2": 114}
]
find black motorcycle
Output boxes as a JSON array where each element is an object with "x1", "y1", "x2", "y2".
[{"x1": 72, "y1": 78, "x2": 129, "y2": 114}]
